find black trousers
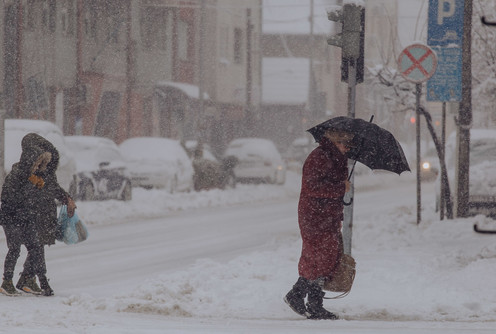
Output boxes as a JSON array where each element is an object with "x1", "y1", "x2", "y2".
[{"x1": 2, "y1": 223, "x2": 46, "y2": 281}]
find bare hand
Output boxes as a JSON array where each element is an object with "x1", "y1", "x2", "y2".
[{"x1": 67, "y1": 197, "x2": 77, "y2": 218}]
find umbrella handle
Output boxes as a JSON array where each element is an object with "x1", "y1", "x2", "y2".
[{"x1": 344, "y1": 115, "x2": 374, "y2": 205}]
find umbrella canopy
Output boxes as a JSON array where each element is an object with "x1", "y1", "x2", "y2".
[{"x1": 307, "y1": 116, "x2": 410, "y2": 175}]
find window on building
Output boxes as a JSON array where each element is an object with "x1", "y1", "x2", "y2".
[
  {"x1": 25, "y1": 0, "x2": 37, "y2": 31},
  {"x1": 84, "y1": 3, "x2": 98, "y2": 40},
  {"x1": 105, "y1": 2, "x2": 122, "y2": 45},
  {"x1": 41, "y1": 0, "x2": 56, "y2": 33},
  {"x1": 48, "y1": 0, "x2": 56, "y2": 33},
  {"x1": 234, "y1": 28, "x2": 243, "y2": 64},
  {"x1": 94, "y1": 91, "x2": 121, "y2": 139},
  {"x1": 140, "y1": 6, "x2": 171, "y2": 50},
  {"x1": 219, "y1": 27, "x2": 229, "y2": 60},
  {"x1": 177, "y1": 19, "x2": 189, "y2": 60},
  {"x1": 61, "y1": 0, "x2": 75, "y2": 36}
]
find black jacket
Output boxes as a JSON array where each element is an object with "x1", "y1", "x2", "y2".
[{"x1": 1, "y1": 133, "x2": 70, "y2": 245}]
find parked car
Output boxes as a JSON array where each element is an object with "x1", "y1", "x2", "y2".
[
  {"x1": 119, "y1": 137, "x2": 194, "y2": 192},
  {"x1": 436, "y1": 129, "x2": 496, "y2": 217},
  {"x1": 184, "y1": 140, "x2": 237, "y2": 191},
  {"x1": 224, "y1": 138, "x2": 286, "y2": 184},
  {"x1": 4, "y1": 119, "x2": 76, "y2": 192},
  {"x1": 65, "y1": 136, "x2": 132, "y2": 201}
]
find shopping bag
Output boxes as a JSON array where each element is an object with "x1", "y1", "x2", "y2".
[
  {"x1": 322, "y1": 238, "x2": 356, "y2": 299},
  {"x1": 323, "y1": 253, "x2": 356, "y2": 294},
  {"x1": 57, "y1": 205, "x2": 88, "y2": 245}
]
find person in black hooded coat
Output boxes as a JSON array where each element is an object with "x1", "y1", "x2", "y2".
[
  {"x1": 0, "y1": 133, "x2": 76, "y2": 296},
  {"x1": 20, "y1": 133, "x2": 76, "y2": 245}
]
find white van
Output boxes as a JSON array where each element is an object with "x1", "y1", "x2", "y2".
[{"x1": 4, "y1": 119, "x2": 77, "y2": 192}]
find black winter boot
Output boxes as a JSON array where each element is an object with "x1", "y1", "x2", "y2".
[
  {"x1": 16, "y1": 272, "x2": 42, "y2": 295},
  {"x1": 284, "y1": 277, "x2": 311, "y2": 317},
  {"x1": 38, "y1": 275, "x2": 54, "y2": 296},
  {"x1": 0, "y1": 279, "x2": 20, "y2": 296},
  {"x1": 306, "y1": 280, "x2": 339, "y2": 320}
]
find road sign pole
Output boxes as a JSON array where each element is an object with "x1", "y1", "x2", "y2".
[
  {"x1": 416, "y1": 83, "x2": 422, "y2": 225},
  {"x1": 397, "y1": 44, "x2": 438, "y2": 225},
  {"x1": 440, "y1": 102, "x2": 446, "y2": 220}
]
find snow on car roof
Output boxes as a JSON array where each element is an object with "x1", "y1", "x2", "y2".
[
  {"x1": 119, "y1": 137, "x2": 189, "y2": 162},
  {"x1": 225, "y1": 138, "x2": 281, "y2": 161},
  {"x1": 66, "y1": 136, "x2": 123, "y2": 173},
  {"x1": 66, "y1": 136, "x2": 118, "y2": 151},
  {"x1": 5, "y1": 118, "x2": 64, "y2": 134},
  {"x1": 4, "y1": 119, "x2": 71, "y2": 171}
]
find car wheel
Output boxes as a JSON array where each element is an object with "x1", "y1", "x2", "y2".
[
  {"x1": 81, "y1": 182, "x2": 95, "y2": 201},
  {"x1": 120, "y1": 181, "x2": 132, "y2": 201}
]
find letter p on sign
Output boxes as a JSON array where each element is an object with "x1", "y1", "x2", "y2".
[{"x1": 438, "y1": 0, "x2": 455, "y2": 25}]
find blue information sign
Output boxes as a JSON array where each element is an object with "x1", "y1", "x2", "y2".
[
  {"x1": 426, "y1": 46, "x2": 462, "y2": 101},
  {"x1": 427, "y1": 0, "x2": 464, "y2": 47},
  {"x1": 427, "y1": 0, "x2": 463, "y2": 102}
]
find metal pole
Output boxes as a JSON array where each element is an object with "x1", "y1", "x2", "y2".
[
  {"x1": 0, "y1": 109, "x2": 5, "y2": 189},
  {"x1": 245, "y1": 8, "x2": 253, "y2": 134},
  {"x1": 308, "y1": 0, "x2": 314, "y2": 118},
  {"x1": 198, "y1": 0, "x2": 206, "y2": 142},
  {"x1": 343, "y1": 60, "x2": 356, "y2": 256},
  {"x1": 456, "y1": 0, "x2": 472, "y2": 218},
  {"x1": 440, "y1": 102, "x2": 446, "y2": 220},
  {"x1": 416, "y1": 83, "x2": 422, "y2": 225}
]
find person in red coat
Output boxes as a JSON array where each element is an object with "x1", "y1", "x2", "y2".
[{"x1": 284, "y1": 129, "x2": 354, "y2": 320}]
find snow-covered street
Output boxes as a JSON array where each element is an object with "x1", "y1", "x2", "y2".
[{"x1": 0, "y1": 171, "x2": 495, "y2": 333}]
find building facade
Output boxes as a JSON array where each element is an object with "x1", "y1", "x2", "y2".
[{"x1": 1, "y1": 0, "x2": 262, "y2": 152}]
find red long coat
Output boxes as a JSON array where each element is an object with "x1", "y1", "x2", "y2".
[{"x1": 297, "y1": 137, "x2": 348, "y2": 281}]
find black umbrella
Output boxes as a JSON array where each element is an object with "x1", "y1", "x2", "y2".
[{"x1": 307, "y1": 116, "x2": 411, "y2": 176}]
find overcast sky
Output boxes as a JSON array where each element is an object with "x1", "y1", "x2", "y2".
[
  {"x1": 396, "y1": 0, "x2": 428, "y2": 47},
  {"x1": 263, "y1": 0, "x2": 428, "y2": 47}
]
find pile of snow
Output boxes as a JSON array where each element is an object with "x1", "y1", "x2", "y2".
[{"x1": 75, "y1": 172, "x2": 301, "y2": 227}]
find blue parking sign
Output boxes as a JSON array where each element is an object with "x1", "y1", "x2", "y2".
[
  {"x1": 427, "y1": 0, "x2": 463, "y2": 102},
  {"x1": 427, "y1": 0, "x2": 464, "y2": 47},
  {"x1": 427, "y1": 46, "x2": 462, "y2": 101}
]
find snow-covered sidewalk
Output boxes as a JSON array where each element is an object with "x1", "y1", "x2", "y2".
[
  {"x1": 71, "y1": 171, "x2": 496, "y2": 322},
  {"x1": 1, "y1": 171, "x2": 495, "y2": 333}
]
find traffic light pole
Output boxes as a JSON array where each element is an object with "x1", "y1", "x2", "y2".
[
  {"x1": 326, "y1": 3, "x2": 364, "y2": 256},
  {"x1": 343, "y1": 61, "x2": 357, "y2": 256}
]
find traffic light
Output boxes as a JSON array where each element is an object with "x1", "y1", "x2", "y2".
[{"x1": 327, "y1": 3, "x2": 365, "y2": 83}]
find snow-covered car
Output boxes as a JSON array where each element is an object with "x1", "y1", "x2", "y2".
[
  {"x1": 184, "y1": 140, "x2": 237, "y2": 191},
  {"x1": 65, "y1": 136, "x2": 132, "y2": 201},
  {"x1": 4, "y1": 119, "x2": 76, "y2": 192},
  {"x1": 119, "y1": 137, "x2": 194, "y2": 192},
  {"x1": 436, "y1": 129, "x2": 496, "y2": 217},
  {"x1": 224, "y1": 138, "x2": 286, "y2": 185}
]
